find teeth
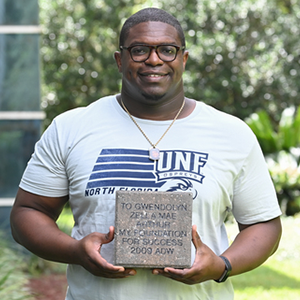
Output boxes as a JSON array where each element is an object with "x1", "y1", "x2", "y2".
[{"x1": 148, "y1": 74, "x2": 162, "y2": 77}]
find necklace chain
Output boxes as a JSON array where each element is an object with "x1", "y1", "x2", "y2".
[{"x1": 120, "y1": 98, "x2": 185, "y2": 149}]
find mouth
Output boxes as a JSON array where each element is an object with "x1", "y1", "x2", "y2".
[
  {"x1": 139, "y1": 72, "x2": 168, "y2": 81},
  {"x1": 145, "y1": 74, "x2": 166, "y2": 77}
]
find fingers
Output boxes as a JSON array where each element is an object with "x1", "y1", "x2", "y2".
[
  {"x1": 75, "y1": 230, "x2": 137, "y2": 279},
  {"x1": 89, "y1": 253, "x2": 136, "y2": 278},
  {"x1": 89, "y1": 260, "x2": 136, "y2": 279},
  {"x1": 152, "y1": 267, "x2": 197, "y2": 285}
]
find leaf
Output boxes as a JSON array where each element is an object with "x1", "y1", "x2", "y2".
[
  {"x1": 245, "y1": 110, "x2": 278, "y2": 154},
  {"x1": 0, "y1": 270, "x2": 12, "y2": 291}
]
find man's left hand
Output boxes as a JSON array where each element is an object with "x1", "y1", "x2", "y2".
[{"x1": 152, "y1": 225, "x2": 225, "y2": 284}]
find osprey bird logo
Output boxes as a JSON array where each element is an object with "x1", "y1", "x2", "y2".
[{"x1": 164, "y1": 179, "x2": 198, "y2": 200}]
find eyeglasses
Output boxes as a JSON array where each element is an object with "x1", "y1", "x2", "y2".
[{"x1": 119, "y1": 44, "x2": 185, "y2": 62}]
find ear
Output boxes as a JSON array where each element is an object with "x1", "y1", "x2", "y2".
[
  {"x1": 114, "y1": 51, "x2": 122, "y2": 73},
  {"x1": 182, "y1": 51, "x2": 189, "y2": 71}
]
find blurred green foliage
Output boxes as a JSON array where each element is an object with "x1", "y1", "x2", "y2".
[
  {"x1": 246, "y1": 105, "x2": 300, "y2": 154},
  {"x1": 0, "y1": 234, "x2": 33, "y2": 299},
  {"x1": 39, "y1": 0, "x2": 300, "y2": 127},
  {"x1": 246, "y1": 106, "x2": 300, "y2": 215}
]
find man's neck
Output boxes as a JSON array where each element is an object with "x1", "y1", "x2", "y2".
[{"x1": 117, "y1": 92, "x2": 195, "y2": 121}]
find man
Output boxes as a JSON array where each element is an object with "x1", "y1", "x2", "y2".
[{"x1": 11, "y1": 7, "x2": 282, "y2": 300}]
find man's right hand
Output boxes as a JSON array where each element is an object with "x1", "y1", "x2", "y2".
[{"x1": 73, "y1": 226, "x2": 137, "y2": 278}]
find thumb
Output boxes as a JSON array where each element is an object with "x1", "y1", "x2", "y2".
[
  {"x1": 192, "y1": 224, "x2": 203, "y2": 249},
  {"x1": 103, "y1": 226, "x2": 115, "y2": 244}
]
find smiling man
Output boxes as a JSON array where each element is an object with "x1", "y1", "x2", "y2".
[
  {"x1": 10, "y1": 8, "x2": 282, "y2": 300},
  {"x1": 115, "y1": 21, "x2": 188, "y2": 108}
]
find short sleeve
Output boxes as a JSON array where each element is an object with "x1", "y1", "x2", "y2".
[
  {"x1": 19, "y1": 119, "x2": 69, "y2": 197},
  {"x1": 232, "y1": 139, "x2": 282, "y2": 224}
]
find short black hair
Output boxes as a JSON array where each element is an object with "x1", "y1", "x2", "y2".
[{"x1": 119, "y1": 8, "x2": 186, "y2": 48}]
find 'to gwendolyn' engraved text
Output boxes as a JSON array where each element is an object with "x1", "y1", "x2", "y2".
[
  {"x1": 121, "y1": 202, "x2": 188, "y2": 221},
  {"x1": 121, "y1": 202, "x2": 188, "y2": 211}
]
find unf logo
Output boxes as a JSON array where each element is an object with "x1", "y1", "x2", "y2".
[{"x1": 155, "y1": 150, "x2": 208, "y2": 184}]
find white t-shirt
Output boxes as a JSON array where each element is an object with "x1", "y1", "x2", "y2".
[{"x1": 20, "y1": 95, "x2": 282, "y2": 300}]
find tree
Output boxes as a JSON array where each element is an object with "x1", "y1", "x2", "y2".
[{"x1": 39, "y1": 0, "x2": 300, "y2": 126}]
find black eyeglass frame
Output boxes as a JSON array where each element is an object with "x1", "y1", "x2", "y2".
[{"x1": 119, "y1": 44, "x2": 186, "y2": 62}]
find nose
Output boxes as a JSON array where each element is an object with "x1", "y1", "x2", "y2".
[{"x1": 145, "y1": 48, "x2": 163, "y2": 65}]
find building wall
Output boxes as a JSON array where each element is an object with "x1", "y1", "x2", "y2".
[{"x1": 0, "y1": 0, "x2": 43, "y2": 239}]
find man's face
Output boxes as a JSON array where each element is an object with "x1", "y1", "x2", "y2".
[{"x1": 115, "y1": 21, "x2": 188, "y2": 102}]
